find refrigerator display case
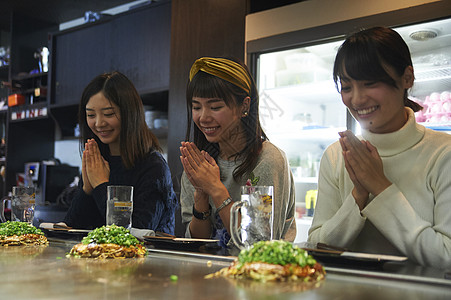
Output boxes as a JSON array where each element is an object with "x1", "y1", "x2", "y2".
[
  {"x1": 250, "y1": 15, "x2": 451, "y2": 241},
  {"x1": 257, "y1": 39, "x2": 346, "y2": 200}
]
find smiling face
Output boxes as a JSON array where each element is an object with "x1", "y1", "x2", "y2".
[
  {"x1": 86, "y1": 92, "x2": 121, "y2": 155},
  {"x1": 339, "y1": 65, "x2": 413, "y2": 133},
  {"x1": 192, "y1": 96, "x2": 244, "y2": 146}
]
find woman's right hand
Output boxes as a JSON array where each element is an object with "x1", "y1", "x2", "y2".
[
  {"x1": 179, "y1": 142, "x2": 224, "y2": 197},
  {"x1": 339, "y1": 130, "x2": 392, "y2": 210},
  {"x1": 180, "y1": 142, "x2": 233, "y2": 238},
  {"x1": 180, "y1": 142, "x2": 205, "y2": 195},
  {"x1": 82, "y1": 139, "x2": 110, "y2": 194},
  {"x1": 339, "y1": 131, "x2": 370, "y2": 209},
  {"x1": 82, "y1": 142, "x2": 93, "y2": 195}
]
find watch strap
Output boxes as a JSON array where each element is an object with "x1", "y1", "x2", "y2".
[{"x1": 192, "y1": 204, "x2": 211, "y2": 220}]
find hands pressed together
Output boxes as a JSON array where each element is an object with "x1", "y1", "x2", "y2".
[
  {"x1": 82, "y1": 139, "x2": 110, "y2": 195},
  {"x1": 180, "y1": 142, "x2": 231, "y2": 238},
  {"x1": 179, "y1": 142, "x2": 224, "y2": 198},
  {"x1": 338, "y1": 131, "x2": 392, "y2": 210}
]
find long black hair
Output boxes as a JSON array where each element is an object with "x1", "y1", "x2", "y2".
[
  {"x1": 185, "y1": 58, "x2": 267, "y2": 181},
  {"x1": 78, "y1": 71, "x2": 161, "y2": 168},
  {"x1": 333, "y1": 26, "x2": 422, "y2": 112}
]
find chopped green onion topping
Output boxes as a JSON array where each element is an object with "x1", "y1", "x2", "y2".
[
  {"x1": 0, "y1": 221, "x2": 44, "y2": 236},
  {"x1": 237, "y1": 240, "x2": 317, "y2": 268},
  {"x1": 81, "y1": 225, "x2": 142, "y2": 247}
]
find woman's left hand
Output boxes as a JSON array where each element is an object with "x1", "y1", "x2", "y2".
[
  {"x1": 339, "y1": 131, "x2": 392, "y2": 198},
  {"x1": 180, "y1": 142, "x2": 223, "y2": 196}
]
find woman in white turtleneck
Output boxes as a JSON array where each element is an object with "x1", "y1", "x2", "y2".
[{"x1": 308, "y1": 26, "x2": 451, "y2": 269}]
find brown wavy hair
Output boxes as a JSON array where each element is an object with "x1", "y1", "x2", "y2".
[{"x1": 78, "y1": 71, "x2": 161, "y2": 168}]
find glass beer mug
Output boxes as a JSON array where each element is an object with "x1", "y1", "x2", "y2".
[{"x1": 230, "y1": 186, "x2": 274, "y2": 250}]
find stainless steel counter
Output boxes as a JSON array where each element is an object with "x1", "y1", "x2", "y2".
[{"x1": 1, "y1": 240, "x2": 450, "y2": 300}]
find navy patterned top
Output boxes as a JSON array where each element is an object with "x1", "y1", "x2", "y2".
[{"x1": 64, "y1": 151, "x2": 177, "y2": 234}]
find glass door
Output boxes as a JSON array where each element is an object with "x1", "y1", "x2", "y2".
[{"x1": 256, "y1": 39, "x2": 346, "y2": 227}]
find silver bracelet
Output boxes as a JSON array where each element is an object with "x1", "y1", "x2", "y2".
[{"x1": 215, "y1": 197, "x2": 232, "y2": 215}]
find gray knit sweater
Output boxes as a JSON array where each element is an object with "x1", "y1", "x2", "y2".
[{"x1": 180, "y1": 141, "x2": 296, "y2": 244}]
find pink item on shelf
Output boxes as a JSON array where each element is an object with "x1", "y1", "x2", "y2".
[
  {"x1": 430, "y1": 102, "x2": 442, "y2": 114},
  {"x1": 430, "y1": 92, "x2": 441, "y2": 102},
  {"x1": 440, "y1": 91, "x2": 450, "y2": 102},
  {"x1": 415, "y1": 110, "x2": 426, "y2": 122},
  {"x1": 416, "y1": 92, "x2": 451, "y2": 125},
  {"x1": 412, "y1": 97, "x2": 427, "y2": 122},
  {"x1": 423, "y1": 91, "x2": 451, "y2": 124},
  {"x1": 429, "y1": 115, "x2": 439, "y2": 123},
  {"x1": 443, "y1": 100, "x2": 451, "y2": 113}
]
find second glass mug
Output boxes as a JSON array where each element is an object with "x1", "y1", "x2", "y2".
[
  {"x1": 1, "y1": 186, "x2": 36, "y2": 223},
  {"x1": 230, "y1": 185, "x2": 274, "y2": 250}
]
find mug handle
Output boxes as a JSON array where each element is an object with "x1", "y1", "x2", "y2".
[
  {"x1": 230, "y1": 200, "x2": 245, "y2": 250},
  {"x1": 1, "y1": 197, "x2": 9, "y2": 223}
]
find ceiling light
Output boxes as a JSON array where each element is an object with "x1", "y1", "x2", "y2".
[{"x1": 409, "y1": 29, "x2": 438, "y2": 41}]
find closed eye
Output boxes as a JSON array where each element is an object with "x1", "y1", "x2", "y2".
[
  {"x1": 364, "y1": 81, "x2": 378, "y2": 87},
  {"x1": 339, "y1": 79, "x2": 351, "y2": 93},
  {"x1": 340, "y1": 86, "x2": 351, "y2": 93}
]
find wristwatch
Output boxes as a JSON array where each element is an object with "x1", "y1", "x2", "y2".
[
  {"x1": 216, "y1": 197, "x2": 232, "y2": 215},
  {"x1": 192, "y1": 204, "x2": 212, "y2": 220}
]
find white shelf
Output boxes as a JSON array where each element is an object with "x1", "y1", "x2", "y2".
[
  {"x1": 266, "y1": 127, "x2": 344, "y2": 142},
  {"x1": 295, "y1": 176, "x2": 318, "y2": 184},
  {"x1": 262, "y1": 81, "x2": 340, "y2": 103},
  {"x1": 415, "y1": 65, "x2": 451, "y2": 82}
]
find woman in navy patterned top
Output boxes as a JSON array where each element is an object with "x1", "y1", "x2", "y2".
[{"x1": 63, "y1": 71, "x2": 177, "y2": 233}]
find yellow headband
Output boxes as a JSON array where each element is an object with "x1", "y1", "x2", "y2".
[{"x1": 189, "y1": 57, "x2": 252, "y2": 95}]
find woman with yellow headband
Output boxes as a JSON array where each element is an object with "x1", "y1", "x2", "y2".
[{"x1": 180, "y1": 57, "x2": 296, "y2": 249}]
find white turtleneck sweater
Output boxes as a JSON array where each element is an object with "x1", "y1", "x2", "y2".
[{"x1": 308, "y1": 108, "x2": 451, "y2": 269}]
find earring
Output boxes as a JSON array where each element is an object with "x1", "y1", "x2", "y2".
[{"x1": 242, "y1": 111, "x2": 248, "y2": 117}]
